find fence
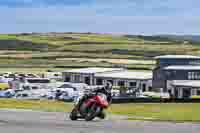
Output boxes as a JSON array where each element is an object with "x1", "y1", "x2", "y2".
[{"x1": 111, "y1": 97, "x2": 200, "y2": 103}]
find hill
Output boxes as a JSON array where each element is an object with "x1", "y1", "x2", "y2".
[
  {"x1": 0, "y1": 32, "x2": 200, "y2": 71},
  {"x1": 159, "y1": 35, "x2": 200, "y2": 43},
  {"x1": 1, "y1": 32, "x2": 199, "y2": 58}
]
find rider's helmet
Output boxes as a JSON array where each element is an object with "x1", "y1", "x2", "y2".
[
  {"x1": 103, "y1": 81, "x2": 112, "y2": 95},
  {"x1": 105, "y1": 81, "x2": 112, "y2": 90}
]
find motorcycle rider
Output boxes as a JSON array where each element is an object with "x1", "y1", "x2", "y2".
[{"x1": 75, "y1": 82, "x2": 112, "y2": 111}]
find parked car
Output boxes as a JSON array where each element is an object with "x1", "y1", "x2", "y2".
[
  {"x1": 14, "y1": 91, "x2": 41, "y2": 100},
  {"x1": 21, "y1": 78, "x2": 53, "y2": 90},
  {"x1": 138, "y1": 91, "x2": 170, "y2": 99},
  {"x1": 46, "y1": 91, "x2": 56, "y2": 99},
  {"x1": 0, "y1": 90, "x2": 14, "y2": 98},
  {"x1": 136, "y1": 93, "x2": 150, "y2": 98},
  {"x1": 111, "y1": 89, "x2": 120, "y2": 97},
  {"x1": 58, "y1": 92, "x2": 74, "y2": 102},
  {"x1": 17, "y1": 73, "x2": 39, "y2": 78},
  {"x1": 2, "y1": 72, "x2": 13, "y2": 77},
  {"x1": 54, "y1": 83, "x2": 87, "y2": 101},
  {"x1": 54, "y1": 84, "x2": 77, "y2": 98}
]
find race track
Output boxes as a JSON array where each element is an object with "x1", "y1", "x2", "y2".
[{"x1": 0, "y1": 110, "x2": 200, "y2": 133}]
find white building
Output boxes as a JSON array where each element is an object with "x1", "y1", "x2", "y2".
[
  {"x1": 62, "y1": 67, "x2": 152, "y2": 92},
  {"x1": 167, "y1": 80, "x2": 200, "y2": 98},
  {"x1": 95, "y1": 71, "x2": 152, "y2": 92},
  {"x1": 62, "y1": 67, "x2": 124, "y2": 85}
]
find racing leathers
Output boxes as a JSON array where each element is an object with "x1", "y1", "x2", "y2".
[{"x1": 75, "y1": 86, "x2": 112, "y2": 111}]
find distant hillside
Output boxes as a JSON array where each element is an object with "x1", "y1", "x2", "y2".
[
  {"x1": 159, "y1": 35, "x2": 200, "y2": 43},
  {"x1": 0, "y1": 32, "x2": 200, "y2": 59},
  {"x1": 124, "y1": 35, "x2": 182, "y2": 43},
  {"x1": 0, "y1": 32, "x2": 200, "y2": 70}
]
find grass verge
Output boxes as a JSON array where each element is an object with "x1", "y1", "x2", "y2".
[
  {"x1": 0, "y1": 99, "x2": 72, "y2": 112},
  {"x1": 108, "y1": 103, "x2": 200, "y2": 123},
  {"x1": 1, "y1": 99, "x2": 200, "y2": 122}
]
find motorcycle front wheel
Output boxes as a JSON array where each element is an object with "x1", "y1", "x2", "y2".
[
  {"x1": 98, "y1": 111, "x2": 106, "y2": 119},
  {"x1": 85, "y1": 104, "x2": 101, "y2": 121}
]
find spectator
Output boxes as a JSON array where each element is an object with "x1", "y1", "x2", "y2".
[
  {"x1": 55, "y1": 90, "x2": 62, "y2": 100},
  {"x1": 9, "y1": 77, "x2": 20, "y2": 90}
]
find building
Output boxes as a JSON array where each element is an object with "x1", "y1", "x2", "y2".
[
  {"x1": 167, "y1": 80, "x2": 200, "y2": 98},
  {"x1": 62, "y1": 67, "x2": 124, "y2": 85},
  {"x1": 153, "y1": 55, "x2": 200, "y2": 98},
  {"x1": 43, "y1": 72, "x2": 62, "y2": 81},
  {"x1": 62, "y1": 67, "x2": 152, "y2": 93},
  {"x1": 95, "y1": 71, "x2": 152, "y2": 92}
]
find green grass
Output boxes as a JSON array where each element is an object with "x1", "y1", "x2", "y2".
[
  {"x1": 0, "y1": 58, "x2": 154, "y2": 71},
  {"x1": 108, "y1": 103, "x2": 200, "y2": 122},
  {"x1": 0, "y1": 99, "x2": 72, "y2": 112},
  {"x1": 0, "y1": 33, "x2": 200, "y2": 70},
  {"x1": 1, "y1": 99, "x2": 200, "y2": 122},
  {"x1": 1, "y1": 33, "x2": 200, "y2": 58},
  {"x1": 0, "y1": 68, "x2": 70, "y2": 74},
  {"x1": 0, "y1": 34, "x2": 18, "y2": 40}
]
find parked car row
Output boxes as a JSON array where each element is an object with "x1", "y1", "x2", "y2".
[
  {"x1": 0, "y1": 82, "x2": 90, "y2": 101},
  {"x1": 0, "y1": 71, "x2": 170, "y2": 101}
]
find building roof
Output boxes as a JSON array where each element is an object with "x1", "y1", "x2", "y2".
[
  {"x1": 155, "y1": 55, "x2": 200, "y2": 59},
  {"x1": 95, "y1": 71, "x2": 152, "y2": 80},
  {"x1": 63, "y1": 67, "x2": 123, "y2": 74},
  {"x1": 171, "y1": 80, "x2": 200, "y2": 88},
  {"x1": 164, "y1": 65, "x2": 200, "y2": 70}
]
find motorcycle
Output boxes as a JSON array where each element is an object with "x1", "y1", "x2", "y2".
[{"x1": 69, "y1": 92, "x2": 109, "y2": 121}]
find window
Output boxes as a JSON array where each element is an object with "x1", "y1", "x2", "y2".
[
  {"x1": 118, "y1": 81, "x2": 125, "y2": 87},
  {"x1": 129, "y1": 82, "x2": 136, "y2": 87},
  {"x1": 188, "y1": 72, "x2": 200, "y2": 80},
  {"x1": 59, "y1": 84, "x2": 72, "y2": 88},
  {"x1": 27, "y1": 74, "x2": 37, "y2": 78},
  {"x1": 63, "y1": 92, "x2": 69, "y2": 97},
  {"x1": 19, "y1": 74, "x2": 26, "y2": 77},
  {"x1": 96, "y1": 78, "x2": 103, "y2": 85},
  {"x1": 142, "y1": 84, "x2": 146, "y2": 92},
  {"x1": 197, "y1": 90, "x2": 200, "y2": 96},
  {"x1": 23, "y1": 86, "x2": 30, "y2": 90},
  {"x1": 8, "y1": 74, "x2": 15, "y2": 78},
  {"x1": 32, "y1": 86, "x2": 39, "y2": 90},
  {"x1": 74, "y1": 75, "x2": 81, "y2": 82},
  {"x1": 84, "y1": 77, "x2": 91, "y2": 85},
  {"x1": 189, "y1": 61, "x2": 200, "y2": 65},
  {"x1": 65, "y1": 76, "x2": 70, "y2": 82},
  {"x1": 54, "y1": 74, "x2": 59, "y2": 77},
  {"x1": 148, "y1": 86, "x2": 153, "y2": 91},
  {"x1": 22, "y1": 93, "x2": 28, "y2": 97},
  {"x1": 27, "y1": 79, "x2": 50, "y2": 83}
]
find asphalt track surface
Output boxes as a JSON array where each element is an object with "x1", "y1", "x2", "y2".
[{"x1": 0, "y1": 110, "x2": 200, "y2": 133}]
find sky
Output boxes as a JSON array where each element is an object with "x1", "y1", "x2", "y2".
[{"x1": 0, "y1": 0, "x2": 199, "y2": 35}]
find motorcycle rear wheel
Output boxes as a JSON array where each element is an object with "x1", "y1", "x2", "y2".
[
  {"x1": 69, "y1": 109, "x2": 78, "y2": 121},
  {"x1": 85, "y1": 104, "x2": 101, "y2": 121}
]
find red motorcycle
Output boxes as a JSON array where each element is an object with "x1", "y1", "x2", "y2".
[{"x1": 70, "y1": 92, "x2": 110, "y2": 121}]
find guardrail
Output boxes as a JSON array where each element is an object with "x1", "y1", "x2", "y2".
[{"x1": 111, "y1": 97, "x2": 200, "y2": 103}]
